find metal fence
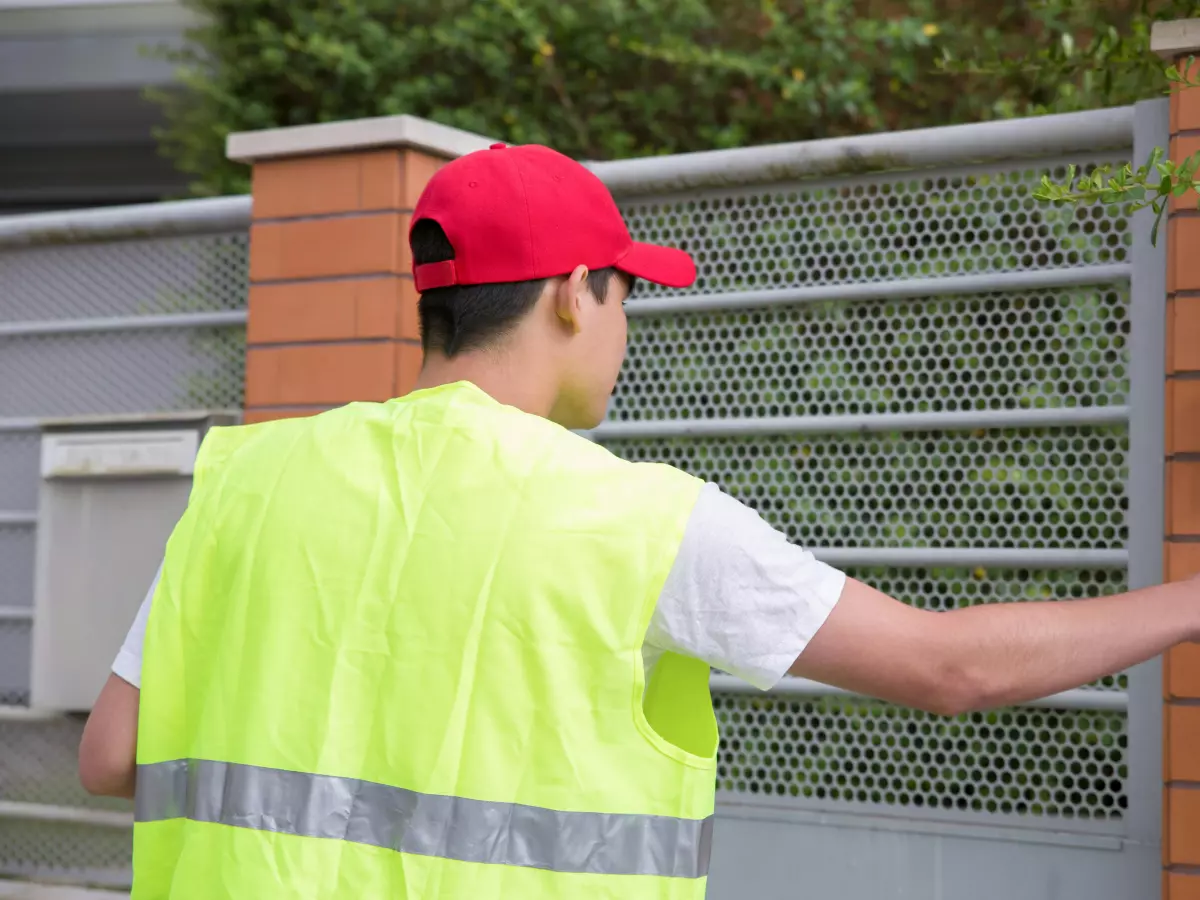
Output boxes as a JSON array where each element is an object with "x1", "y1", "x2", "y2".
[
  {"x1": 0, "y1": 197, "x2": 250, "y2": 886},
  {"x1": 0, "y1": 102, "x2": 1168, "y2": 898},
  {"x1": 594, "y1": 102, "x2": 1165, "y2": 899}
]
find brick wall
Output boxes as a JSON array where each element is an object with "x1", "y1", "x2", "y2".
[
  {"x1": 239, "y1": 149, "x2": 444, "y2": 424},
  {"x1": 1165, "y1": 50, "x2": 1200, "y2": 900}
]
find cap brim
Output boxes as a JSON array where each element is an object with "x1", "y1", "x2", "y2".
[{"x1": 615, "y1": 242, "x2": 696, "y2": 289}]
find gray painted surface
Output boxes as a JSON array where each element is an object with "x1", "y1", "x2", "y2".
[
  {"x1": 30, "y1": 475, "x2": 192, "y2": 711},
  {"x1": 709, "y1": 812, "x2": 1156, "y2": 900},
  {"x1": 1123, "y1": 98, "x2": 1170, "y2": 857},
  {"x1": 590, "y1": 106, "x2": 1134, "y2": 196},
  {"x1": 0, "y1": 883, "x2": 125, "y2": 900}
]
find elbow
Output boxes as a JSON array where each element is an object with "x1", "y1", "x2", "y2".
[
  {"x1": 78, "y1": 762, "x2": 109, "y2": 798},
  {"x1": 77, "y1": 674, "x2": 140, "y2": 798},
  {"x1": 78, "y1": 755, "x2": 132, "y2": 799},
  {"x1": 79, "y1": 759, "x2": 134, "y2": 799},
  {"x1": 78, "y1": 738, "x2": 136, "y2": 799},
  {"x1": 922, "y1": 658, "x2": 996, "y2": 718}
]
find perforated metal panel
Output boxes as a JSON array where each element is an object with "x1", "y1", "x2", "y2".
[
  {"x1": 0, "y1": 220, "x2": 247, "y2": 885},
  {"x1": 606, "y1": 427, "x2": 1128, "y2": 551},
  {"x1": 0, "y1": 820, "x2": 131, "y2": 888},
  {"x1": 0, "y1": 717, "x2": 129, "y2": 811},
  {"x1": 622, "y1": 159, "x2": 1131, "y2": 299},
  {"x1": 610, "y1": 150, "x2": 1136, "y2": 837},
  {"x1": 713, "y1": 694, "x2": 1127, "y2": 822},
  {"x1": 710, "y1": 564, "x2": 1131, "y2": 826},
  {"x1": 0, "y1": 327, "x2": 245, "y2": 417},
  {"x1": 614, "y1": 286, "x2": 1130, "y2": 421},
  {"x1": 0, "y1": 233, "x2": 248, "y2": 322}
]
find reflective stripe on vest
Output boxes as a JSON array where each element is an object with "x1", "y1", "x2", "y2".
[{"x1": 136, "y1": 759, "x2": 713, "y2": 880}]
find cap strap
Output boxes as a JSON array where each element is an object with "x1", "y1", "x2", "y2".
[{"x1": 414, "y1": 260, "x2": 459, "y2": 292}]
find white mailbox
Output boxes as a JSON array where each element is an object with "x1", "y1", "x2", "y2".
[{"x1": 29, "y1": 412, "x2": 235, "y2": 711}]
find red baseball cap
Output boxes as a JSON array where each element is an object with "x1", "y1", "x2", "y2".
[{"x1": 410, "y1": 143, "x2": 696, "y2": 293}]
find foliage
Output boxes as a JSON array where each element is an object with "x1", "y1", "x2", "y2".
[
  {"x1": 1033, "y1": 61, "x2": 1200, "y2": 244},
  {"x1": 935, "y1": 0, "x2": 1200, "y2": 115},
  {"x1": 151, "y1": 0, "x2": 1200, "y2": 197}
]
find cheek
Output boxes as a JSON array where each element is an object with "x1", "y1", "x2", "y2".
[{"x1": 614, "y1": 310, "x2": 628, "y2": 360}]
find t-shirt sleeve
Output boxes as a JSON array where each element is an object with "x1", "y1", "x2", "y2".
[
  {"x1": 111, "y1": 564, "x2": 160, "y2": 689},
  {"x1": 645, "y1": 483, "x2": 846, "y2": 691}
]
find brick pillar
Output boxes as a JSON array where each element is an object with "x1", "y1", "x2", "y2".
[
  {"x1": 1154, "y1": 19, "x2": 1200, "y2": 899},
  {"x1": 225, "y1": 116, "x2": 495, "y2": 424}
]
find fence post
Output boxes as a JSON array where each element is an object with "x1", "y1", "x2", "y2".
[
  {"x1": 225, "y1": 116, "x2": 496, "y2": 423},
  {"x1": 1152, "y1": 18, "x2": 1200, "y2": 900},
  {"x1": 1128, "y1": 97, "x2": 1169, "y2": 889}
]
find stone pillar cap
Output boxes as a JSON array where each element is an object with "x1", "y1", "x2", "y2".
[
  {"x1": 227, "y1": 114, "x2": 497, "y2": 163},
  {"x1": 1151, "y1": 18, "x2": 1200, "y2": 59}
]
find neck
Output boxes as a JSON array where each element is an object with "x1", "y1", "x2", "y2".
[{"x1": 412, "y1": 342, "x2": 559, "y2": 419}]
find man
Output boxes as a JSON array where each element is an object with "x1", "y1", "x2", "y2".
[{"x1": 81, "y1": 143, "x2": 1197, "y2": 899}]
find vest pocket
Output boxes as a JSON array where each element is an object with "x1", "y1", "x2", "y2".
[{"x1": 641, "y1": 652, "x2": 719, "y2": 761}]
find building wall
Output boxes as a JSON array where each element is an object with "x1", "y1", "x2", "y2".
[
  {"x1": 0, "y1": 1, "x2": 193, "y2": 210},
  {"x1": 1163, "y1": 38, "x2": 1200, "y2": 900}
]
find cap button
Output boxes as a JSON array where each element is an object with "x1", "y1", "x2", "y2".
[{"x1": 489, "y1": 142, "x2": 507, "y2": 150}]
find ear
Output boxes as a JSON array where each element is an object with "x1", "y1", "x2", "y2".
[{"x1": 552, "y1": 264, "x2": 591, "y2": 335}]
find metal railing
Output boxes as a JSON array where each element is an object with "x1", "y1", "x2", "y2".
[
  {"x1": 0, "y1": 193, "x2": 251, "y2": 884},
  {"x1": 0, "y1": 195, "x2": 250, "y2": 248},
  {"x1": 589, "y1": 107, "x2": 1135, "y2": 195},
  {"x1": 592, "y1": 103, "x2": 1151, "y2": 845}
]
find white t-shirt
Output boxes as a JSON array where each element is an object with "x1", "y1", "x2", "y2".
[{"x1": 113, "y1": 483, "x2": 845, "y2": 692}]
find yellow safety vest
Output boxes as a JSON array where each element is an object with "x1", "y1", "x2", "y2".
[{"x1": 133, "y1": 381, "x2": 718, "y2": 899}]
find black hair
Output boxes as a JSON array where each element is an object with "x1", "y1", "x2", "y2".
[{"x1": 410, "y1": 219, "x2": 633, "y2": 357}]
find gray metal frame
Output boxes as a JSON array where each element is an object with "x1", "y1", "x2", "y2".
[
  {"x1": 590, "y1": 406, "x2": 1129, "y2": 439},
  {"x1": 0, "y1": 196, "x2": 250, "y2": 247},
  {"x1": 621, "y1": 265, "x2": 1133, "y2": 316},
  {"x1": 1123, "y1": 96, "x2": 1170, "y2": 862},
  {"x1": 710, "y1": 674, "x2": 1127, "y2": 711},
  {"x1": 589, "y1": 107, "x2": 1134, "y2": 195}
]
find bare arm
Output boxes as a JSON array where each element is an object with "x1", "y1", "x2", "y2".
[
  {"x1": 792, "y1": 576, "x2": 1199, "y2": 716},
  {"x1": 78, "y1": 674, "x2": 139, "y2": 798}
]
